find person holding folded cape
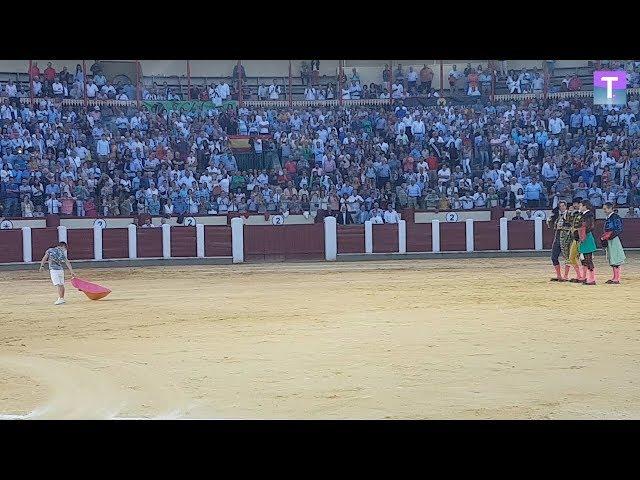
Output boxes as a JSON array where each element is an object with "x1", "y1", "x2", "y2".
[
  {"x1": 601, "y1": 202, "x2": 626, "y2": 284},
  {"x1": 547, "y1": 200, "x2": 571, "y2": 281},
  {"x1": 567, "y1": 198, "x2": 586, "y2": 282},
  {"x1": 576, "y1": 199, "x2": 598, "y2": 285}
]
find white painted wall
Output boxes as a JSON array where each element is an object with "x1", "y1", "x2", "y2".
[
  {"x1": 415, "y1": 211, "x2": 491, "y2": 223},
  {"x1": 60, "y1": 216, "x2": 228, "y2": 229},
  {"x1": 1, "y1": 219, "x2": 46, "y2": 229},
  {"x1": 242, "y1": 214, "x2": 314, "y2": 225}
]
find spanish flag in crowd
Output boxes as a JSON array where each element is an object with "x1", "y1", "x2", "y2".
[{"x1": 228, "y1": 135, "x2": 272, "y2": 153}]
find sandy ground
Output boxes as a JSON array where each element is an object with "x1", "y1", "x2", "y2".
[{"x1": 1, "y1": 254, "x2": 639, "y2": 420}]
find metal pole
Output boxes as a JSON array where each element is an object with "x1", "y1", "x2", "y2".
[
  {"x1": 136, "y1": 60, "x2": 141, "y2": 108},
  {"x1": 389, "y1": 60, "x2": 393, "y2": 106},
  {"x1": 338, "y1": 60, "x2": 344, "y2": 106},
  {"x1": 187, "y1": 60, "x2": 192, "y2": 100},
  {"x1": 288, "y1": 60, "x2": 292, "y2": 107},
  {"x1": 439, "y1": 60, "x2": 444, "y2": 96},
  {"x1": 82, "y1": 60, "x2": 88, "y2": 108},
  {"x1": 238, "y1": 60, "x2": 243, "y2": 107},
  {"x1": 28, "y1": 59, "x2": 34, "y2": 106}
]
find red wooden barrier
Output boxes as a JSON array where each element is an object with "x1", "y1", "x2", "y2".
[
  {"x1": 204, "y1": 226, "x2": 232, "y2": 257},
  {"x1": 103, "y1": 228, "x2": 129, "y2": 259},
  {"x1": 244, "y1": 224, "x2": 325, "y2": 261},
  {"x1": 406, "y1": 222, "x2": 432, "y2": 252},
  {"x1": 31, "y1": 228, "x2": 59, "y2": 261},
  {"x1": 67, "y1": 228, "x2": 94, "y2": 260},
  {"x1": 594, "y1": 219, "x2": 604, "y2": 239},
  {"x1": 542, "y1": 222, "x2": 555, "y2": 249},
  {"x1": 337, "y1": 225, "x2": 365, "y2": 254},
  {"x1": 136, "y1": 228, "x2": 163, "y2": 258},
  {"x1": 373, "y1": 223, "x2": 398, "y2": 253},
  {"x1": 440, "y1": 222, "x2": 466, "y2": 251},
  {"x1": 474, "y1": 220, "x2": 500, "y2": 251},
  {"x1": 507, "y1": 221, "x2": 535, "y2": 250},
  {"x1": 45, "y1": 215, "x2": 60, "y2": 227},
  {"x1": 0, "y1": 230, "x2": 23, "y2": 263},
  {"x1": 244, "y1": 226, "x2": 281, "y2": 261},
  {"x1": 620, "y1": 218, "x2": 640, "y2": 248},
  {"x1": 170, "y1": 227, "x2": 197, "y2": 257},
  {"x1": 280, "y1": 224, "x2": 324, "y2": 260}
]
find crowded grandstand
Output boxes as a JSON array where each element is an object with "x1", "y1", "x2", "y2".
[{"x1": 1, "y1": 60, "x2": 639, "y2": 224}]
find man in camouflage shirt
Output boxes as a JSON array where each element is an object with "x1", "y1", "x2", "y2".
[{"x1": 39, "y1": 241, "x2": 76, "y2": 305}]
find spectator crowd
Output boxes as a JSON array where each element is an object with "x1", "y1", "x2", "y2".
[{"x1": 2, "y1": 61, "x2": 640, "y2": 225}]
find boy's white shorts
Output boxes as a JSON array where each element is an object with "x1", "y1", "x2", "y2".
[{"x1": 50, "y1": 270, "x2": 65, "y2": 286}]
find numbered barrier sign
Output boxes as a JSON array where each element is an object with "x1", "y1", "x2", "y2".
[
  {"x1": 0, "y1": 220, "x2": 14, "y2": 229},
  {"x1": 184, "y1": 217, "x2": 197, "y2": 226},
  {"x1": 445, "y1": 212, "x2": 459, "y2": 222},
  {"x1": 94, "y1": 219, "x2": 107, "y2": 229},
  {"x1": 533, "y1": 210, "x2": 546, "y2": 220},
  {"x1": 271, "y1": 215, "x2": 285, "y2": 225}
]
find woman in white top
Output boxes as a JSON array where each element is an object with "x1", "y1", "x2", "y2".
[
  {"x1": 52, "y1": 79, "x2": 64, "y2": 97},
  {"x1": 506, "y1": 71, "x2": 521, "y2": 94},
  {"x1": 21, "y1": 195, "x2": 34, "y2": 217},
  {"x1": 257, "y1": 84, "x2": 267, "y2": 100},
  {"x1": 46, "y1": 196, "x2": 62, "y2": 214},
  {"x1": 617, "y1": 157, "x2": 632, "y2": 186},
  {"x1": 268, "y1": 82, "x2": 280, "y2": 100},
  {"x1": 164, "y1": 199, "x2": 174, "y2": 215},
  {"x1": 305, "y1": 87, "x2": 317, "y2": 101},
  {"x1": 467, "y1": 85, "x2": 481, "y2": 96},
  {"x1": 473, "y1": 187, "x2": 487, "y2": 208},
  {"x1": 188, "y1": 194, "x2": 199, "y2": 214},
  {"x1": 437, "y1": 166, "x2": 451, "y2": 184}
]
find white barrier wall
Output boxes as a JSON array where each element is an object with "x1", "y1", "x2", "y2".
[
  {"x1": 231, "y1": 217, "x2": 244, "y2": 263},
  {"x1": 534, "y1": 218, "x2": 543, "y2": 251},
  {"x1": 398, "y1": 220, "x2": 407, "y2": 254},
  {"x1": 128, "y1": 224, "x2": 137, "y2": 259},
  {"x1": 364, "y1": 221, "x2": 373, "y2": 254},
  {"x1": 93, "y1": 225, "x2": 103, "y2": 261},
  {"x1": 500, "y1": 218, "x2": 509, "y2": 251},
  {"x1": 196, "y1": 224, "x2": 205, "y2": 258},
  {"x1": 21, "y1": 227, "x2": 32, "y2": 263},
  {"x1": 57, "y1": 226, "x2": 67, "y2": 243},
  {"x1": 431, "y1": 220, "x2": 441, "y2": 253},
  {"x1": 465, "y1": 219, "x2": 474, "y2": 252},
  {"x1": 162, "y1": 224, "x2": 171, "y2": 259},
  {"x1": 324, "y1": 216, "x2": 337, "y2": 261}
]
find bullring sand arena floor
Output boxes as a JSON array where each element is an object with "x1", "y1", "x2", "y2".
[{"x1": 1, "y1": 254, "x2": 639, "y2": 420}]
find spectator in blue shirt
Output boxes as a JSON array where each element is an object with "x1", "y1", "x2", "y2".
[
  {"x1": 4, "y1": 179, "x2": 20, "y2": 216},
  {"x1": 524, "y1": 179, "x2": 543, "y2": 207},
  {"x1": 406, "y1": 179, "x2": 422, "y2": 208},
  {"x1": 45, "y1": 182, "x2": 61, "y2": 197},
  {"x1": 356, "y1": 204, "x2": 370, "y2": 224},
  {"x1": 174, "y1": 195, "x2": 188, "y2": 215}
]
